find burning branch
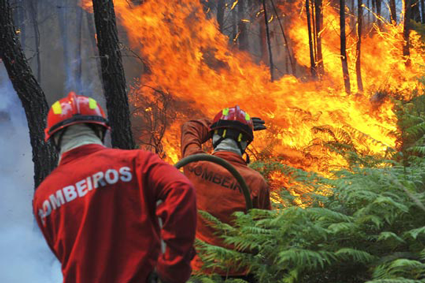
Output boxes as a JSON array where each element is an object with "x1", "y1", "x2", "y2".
[{"x1": 130, "y1": 85, "x2": 177, "y2": 159}]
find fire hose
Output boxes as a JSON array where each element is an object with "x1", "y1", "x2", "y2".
[
  {"x1": 174, "y1": 154, "x2": 253, "y2": 210},
  {"x1": 154, "y1": 154, "x2": 252, "y2": 281}
]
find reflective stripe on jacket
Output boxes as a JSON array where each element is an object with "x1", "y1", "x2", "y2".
[
  {"x1": 33, "y1": 144, "x2": 197, "y2": 283},
  {"x1": 181, "y1": 119, "x2": 271, "y2": 276}
]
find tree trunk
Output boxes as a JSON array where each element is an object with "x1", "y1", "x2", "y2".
[
  {"x1": 306, "y1": 0, "x2": 317, "y2": 78},
  {"x1": 0, "y1": 0, "x2": 58, "y2": 188},
  {"x1": 86, "y1": 10, "x2": 103, "y2": 83},
  {"x1": 270, "y1": 0, "x2": 296, "y2": 75},
  {"x1": 315, "y1": 0, "x2": 324, "y2": 76},
  {"x1": 390, "y1": 0, "x2": 397, "y2": 23},
  {"x1": 367, "y1": 0, "x2": 371, "y2": 24},
  {"x1": 92, "y1": 0, "x2": 135, "y2": 149},
  {"x1": 356, "y1": 0, "x2": 364, "y2": 93},
  {"x1": 376, "y1": 0, "x2": 382, "y2": 28},
  {"x1": 259, "y1": 11, "x2": 268, "y2": 64},
  {"x1": 57, "y1": 0, "x2": 71, "y2": 91},
  {"x1": 340, "y1": 0, "x2": 351, "y2": 93},
  {"x1": 421, "y1": 0, "x2": 425, "y2": 23},
  {"x1": 76, "y1": 5, "x2": 84, "y2": 90},
  {"x1": 216, "y1": 0, "x2": 225, "y2": 33},
  {"x1": 231, "y1": 4, "x2": 237, "y2": 43},
  {"x1": 238, "y1": 0, "x2": 249, "y2": 51},
  {"x1": 404, "y1": 0, "x2": 412, "y2": 67},
  {"x1": 411, "y1": 0, "x2": 421, "y2": 21},
  {"x1": 14, "y1": 0, "x2": 26, "y2": 49},
  {"x1": 28, "y1": 0, "x2": 41, "y2": 82},
  {"x1": 262, "y1": 0, "x2": 274, "y2": 81}
]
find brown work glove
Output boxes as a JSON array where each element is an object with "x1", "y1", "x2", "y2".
[{"x1": 252, "y1": 117, "x2": 267, "y2": 131}]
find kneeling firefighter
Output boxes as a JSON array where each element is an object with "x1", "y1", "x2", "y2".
[
  {"x1": 33, "y1": 92, "x2": 197, "y2": 283},
  {"x1": 181, "y1": 106, "x2": 271, "y2": 281}
]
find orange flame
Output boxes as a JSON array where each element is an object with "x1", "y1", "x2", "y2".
[{"x1": 81, "y1": 0, "x2": 425, "y2": 194}]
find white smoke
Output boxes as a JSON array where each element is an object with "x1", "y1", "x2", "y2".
[{"x1": 0, "y1": 65, "x2": 62, "y2": 282}]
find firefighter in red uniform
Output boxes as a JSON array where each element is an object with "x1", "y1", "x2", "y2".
[
  {"x1": 181, "y1": 106, "x2": 271, "y2": 281},
  {"x1": 33, "y1": 92, "x2": 197, "y2": 283}
]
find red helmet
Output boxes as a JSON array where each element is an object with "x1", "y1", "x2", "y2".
[
  {"x1": 210, "y1": 105, "x2": 254, "y2": 142},
  {"x1": 44, "y1": 92, "x2": 109, "y2": 142}
]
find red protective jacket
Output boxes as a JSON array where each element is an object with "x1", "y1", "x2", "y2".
[
  {"x1": 181, "y1": 119, "x2": 271, "y2": 276},
  {"x1": 33, "y1": 144, "x2": 197, "y2": 283}
]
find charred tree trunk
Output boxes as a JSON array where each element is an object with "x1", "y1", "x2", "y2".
[
  {"x1": 315, "y1": 0, "x2": 324, "y2": 76},
  {"x1": 356, "y1": 0, "x2": 364, "y2": 93},
  {"x1": 92, "y1": 0, "x2": 135, "y2": 149},
  {"x1": 411, "y1": 0, "x2": 421, "y2": 21},
  {"x1": 217, "y1": 0, "x2": 225, "y2": 33},
  {"x1": 404, "y1": 0, "x2": 412, "y2": 67},
  {"x1": 340, "y1": 0, "x2": 351, "y2": 93},
  {"x1": 238, "y1": 0, "x2": 249, "y2": 51},
  {"x1": 306, "y1": 0, "x2": 317, "y2": 78},
  {"x1": 231, "y1": 4, "x2": 237, "y2": 44},
  {"x1": 262, "y1": 0, "x2": 274, "y2": 81},
  {"x1": 0, "y1": 0, "x2": 57, "y2": 188},
  {"x1": 390, "y1": 0, "x2": 397, "y2": 23}
]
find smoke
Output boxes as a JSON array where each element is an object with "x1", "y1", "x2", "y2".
[{"x1": 0, "y1": 65, "x2": 62, "y2": 282}]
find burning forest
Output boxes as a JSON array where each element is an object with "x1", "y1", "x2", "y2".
[
  {"x1": 2, "y1": 0, "x2": 425, "y2": 281},
  {"x1": 83, "y1": 0, "x2": 425, "y2": 192}
]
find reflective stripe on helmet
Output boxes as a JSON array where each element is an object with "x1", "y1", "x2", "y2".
[
  {"x1": 222, "y1": 108, "x2": 229, "y2": 116},
  {"x1": 52, "y1": 101, "x2": 62, "y2": 115},
  {"x1": 89, "y1": 98, "x2": 98, "y2": 110},
  {"x1": 222, "y1": 129, "x2": 227, "y2": 138}
]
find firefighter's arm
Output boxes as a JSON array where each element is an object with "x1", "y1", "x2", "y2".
[
  {"x1": 181, "y1": 118, "x2": 212, "y2": 158},
  {"x1": 253, "y1": 181, "x2": 272, "y2": 210},
  {"x1": 32, "y1": 197, "x2": 61, "y2": 260},
  {"x1": 145, "y1": 153, "x2": 197, "y2": 283},
  {"x1": 260, "y1": 182, "x2": 272, "y2": 210}
]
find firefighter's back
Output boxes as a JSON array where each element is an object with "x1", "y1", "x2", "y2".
[
  {"x1": 34, "y1": 144, "x2": 162, "y2": 283},
  {"x1": 186, "y1": 151, "x2": 270, "y2": 276}
]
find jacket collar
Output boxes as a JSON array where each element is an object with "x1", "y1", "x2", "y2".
[
  {"x1": 213, "y1": 151, "x2": 247, "y2": 166},
  {"x1": 59, "y1": 144, "x2": 106, "y2": 166}
]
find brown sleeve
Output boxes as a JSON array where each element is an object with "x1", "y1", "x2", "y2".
[
  {"x1": 181, "y1": 118, "x2": 212, "y2": 158},
  {"x1": 255, "y1": 181, "x2": 272, "y2": 210}
]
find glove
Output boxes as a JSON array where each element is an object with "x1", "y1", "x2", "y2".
[{"x1": 252, "y1": 117, "x2": 267, "y2": 131}]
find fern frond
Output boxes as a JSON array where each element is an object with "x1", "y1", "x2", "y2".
[
  {"x1": 277, "y1": 249, "x2": 336, "y2": 270},
  {"x1": 307, "y1": 207, "x2": 353, "y2": 223},
  {"x1": 377, "y1": 232, "x2": 405, "y2": 245},
  {"x1": 198, "y1": 210, "x2": 236, "y2": 234},
  {"x1": 403, "y1": 226, "x2": 425, "y2": 240},
  {"x1": 406, "y1": 121, "x2": 425, "y2": 137},
  {"x1": 328, "y1": 222, "x2": 358, "y2": 234},
  {"x1": 335, "y1": 248, "x2": 376, "y2": 264}
]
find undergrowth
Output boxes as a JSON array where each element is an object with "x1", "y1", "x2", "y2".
[{"x1": 188, "y1": 94, "x2": 425, "y2": 283}]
